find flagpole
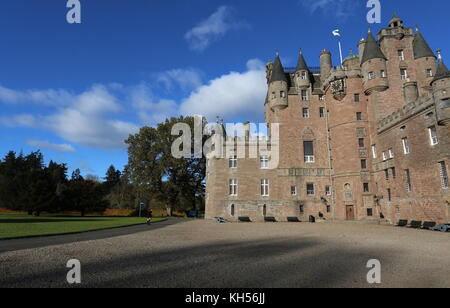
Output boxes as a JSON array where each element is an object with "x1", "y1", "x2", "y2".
[{"x1": 338, "y1": 41, "x2": 343, "y2": 66}]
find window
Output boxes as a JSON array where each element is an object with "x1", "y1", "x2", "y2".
[
  {"x1": 361, "y1": 159, "x2": 367, "y2": 169},
  {"x1": 392, "y1": 167, "x2": 396, "y2": 179},
  {"x1": 304, "y1": 141, "x2": 315, "y2": 163},
  {"x1": 271, "y1": 92, "x2": 276, "y2": 99},
  {"x1": 230, "y1": 204, "x2": 235, "y2": 216},
  {"x1": 363, "y1": 183, "x2": 370, "y2": 193},
  {"x1": 299, "y1": 205, "x2": 304, "y2": 213},
  {"x1": 354, "y1": 94, "x2": 360, "y2": 103},
  {"x1": 367, "y1": 209, "x2": 373, "y2": 217},
  {"x1": 261, "y1": 179, "x2": 269, "y2": 196},
  {"x1": 327, "y1": 205, "x2": 331, "y2": 213},
  {"x1": 302, "y1": 108, "x2": 310, "y2": 118},
  {"x1": 398, "y1": 50, "x2": 405, "y2": 61},
  {"x1": 356, "y1": 112, "x2": 362, "y2": 121},
  {"x1": 382, "y1": 152, "x2": 387, "y2": 161},
  {"x1": 307, "y1": 183, "x2": 315, "y2": 196},
  {"x1": 260, "y1": 155, "x2": 269, "y2": 169},
  {"x1": 389, "y1": 148, "x2": 394, "y2": 159},
  {"x1": 325, "y1": 186, "x2": 332, "y2": 196},
  {"x1": 368, "y1": 72, "x2": 376, "y2": 80},
  {"x1": 229, "y1": 156, "x2": 237, "y2": 168},
  {"x1": 402, "y1": 137, "x2": 410, "y2": 154},
  {"x1": 387, "y1": 189, "x2": 392, "y2": 202},
  {"x1": 263, "y1": 204, "x2": 267, "y2": 216},
  {"x1": 301, "y1": 90, "x2": 308, "y2": 101},
  {"x1": 405, "y1": 169, "x2": 412, "y2": 192},
  {"x1": 291, "y1": 186, "x2": 297, "y2": 196},
  {"x1": 381, "y1": 70, "x2": 387, "y2": 78},
  {"x1": 400, "y1": 69, "x2": 408, "y2": 80},
  {"x1": 319, "y1": 107, "x2": 326, "y2": 118},
  {"x1": 280, "y1": 91, "x2": 286, "y2": 98},
  {"x1": 438, "y1": 161, "x2": 449, "y2": 189},
  {"x1": 385, "y1": 169, "x2": 389, "y2": 180},
  {"x1": 428, "y1": 126, "x2": 439, "y2": 146},
  {"x1": 301, "y1": 71, "x2": 307, "y2": 80},
  {"x1": 358, "y1": 138, "x2": 365, "y2": 148},
  {"x1": 229, "y1": 179, "x2": 238, "y2": 196},
  {"x1": 319, "y1": 94, "x2": 325, "y2": 101},
  {"x1": 426, "y1": 69, "x2": 433, "y2": 78},
  {"x1": 372, "y1": 145, "x2": 377, "y2": 159}
]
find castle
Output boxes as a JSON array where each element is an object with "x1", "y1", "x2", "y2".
[{"x1": 205, "y1": 15, "x2": 450, "y2": 224}]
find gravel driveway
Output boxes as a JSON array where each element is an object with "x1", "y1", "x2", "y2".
[{"x1": 1, "y1": 219, "x2": 449, "y2": 288}]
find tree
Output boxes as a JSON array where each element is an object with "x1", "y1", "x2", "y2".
[
  {"x1": 64, "y1": 177, "x2": 108, "y2": 216},
  {"x1": 125, "y1": 116, "x2": 207, "y2": 215}
]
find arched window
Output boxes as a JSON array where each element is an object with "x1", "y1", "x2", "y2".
[{"x1": 230, "y1": 204, "x2": 235, "y2": 217}]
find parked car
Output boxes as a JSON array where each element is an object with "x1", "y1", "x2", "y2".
[{"x1": 430, "y1": 224, "x2": 450, "y2": 232}]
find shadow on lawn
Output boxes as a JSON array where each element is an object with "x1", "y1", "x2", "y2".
[{"x1": 0, "y1": 218, "x2": 110, "y2": 224}]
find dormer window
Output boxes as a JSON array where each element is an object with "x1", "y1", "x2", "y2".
[
  {"x1": 380, "y1": 70, "x2": 387, "y2": 78},
  {"x1": 368, "y1": 72, "x2": 376, "y2": 80},
  {"x1": 280, "y1": 91, "x2": 286, "y2": 98},
  {"x1": 271, "y1": 92, "x2": 276, "y2": 99},
  {"x1": 426, "y1": 69, "x2": 433, "y2": 78},
  {"x1": 301, "y1": 71, "x2": 307, "y2": 80}
]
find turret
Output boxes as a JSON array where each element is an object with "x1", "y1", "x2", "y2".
[
  {"x1": 268, "y1": 52, "x2": 289, "y2": 111},
  {"x1": 361, "y1": 28, "x2": 389, "y2": 94},
  {"x1": 413, "y1": 26, "x2": 436, "y2": 90},
  {"x1": 388, "y1": 13, "x2": 404, "y2": 29},
  {"x1": 403, "y1": 81, "x2": 419, "y2": 104},
  {"x1": 295, "y1": 49, "x2": 310, "y2": 90},
  {"x1": 320, "y1": 49, "x2": 332, "y2": 80},
  {"x1": 431, "y1": 51, "x2": 450, "y2": 126}
]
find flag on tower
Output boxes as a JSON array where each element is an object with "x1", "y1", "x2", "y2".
[{"x1": 332, "y1": 29, "x2": 341, "y2": 37}]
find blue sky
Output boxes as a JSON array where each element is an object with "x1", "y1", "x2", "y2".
[{"x1": 1, "y1": 0, "x2": 448, "y2": 178}]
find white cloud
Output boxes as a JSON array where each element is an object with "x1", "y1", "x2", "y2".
[
  {"x1": 43, "y1": 86, "x2": 139, "y2": 150},
  {"x1": 128, "y1": 84, "x2": 179, "y2": 125},
  {"x1": 156, "y1": 68, "x2": 203, "y2": 92},
  {"x1": 185, "y1": 6, "x2": 249, "y2": 52},
  {"x1": 0, "y1": 59, "x2": 269, "y2": 149},
  {"x1": 179, "y1": 59, "x2": 267, "y2": 122},
  {"x1": 27, "y1": 139, "x2": 75, "y2": 153},
  {"x1": 298, "y1": 0, "x2": 360, "y2": 20},
  {"x1": 0, "y1": 85, "x2": 73, "y2": 106},
  {"x1": 0, "y1": 114, "x2": 36, "y2": 127}
]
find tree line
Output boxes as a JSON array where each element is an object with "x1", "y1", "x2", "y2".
[{"x1": 0, "y1": 116, "x2": 207, "y2": 216}]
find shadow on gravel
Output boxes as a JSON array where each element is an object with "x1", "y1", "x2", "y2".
[{"x1": 0, "y1": 236, "x2": 417, "y2": 288}]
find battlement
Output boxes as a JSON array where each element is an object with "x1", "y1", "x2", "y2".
[{"x1": 377, "y1": 92, "x2": 434, "y2": 133}]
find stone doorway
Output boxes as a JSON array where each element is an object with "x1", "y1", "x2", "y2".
[{"x1": 346, "y1": 205, "x2": 355, "y2": 220}]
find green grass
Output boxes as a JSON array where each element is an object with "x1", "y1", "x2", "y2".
[{"x1": 0, "y1": 213, "x2": 167, "y2": 240}]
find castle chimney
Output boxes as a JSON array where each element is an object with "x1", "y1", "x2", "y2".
[{"x1": 320, "y1": 49, "x2": 332, "y2": 80}]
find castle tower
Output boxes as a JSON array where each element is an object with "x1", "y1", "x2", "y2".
[
  {"x1": 413, "y1": 26, "x2": 436, "y2": 91},
  {"x1": 268, "y1": 52, "x2": 288, "y2": 111},
  {"x1": 295, "y1": 49, "x2": 310, "y2": 90},
  {"x1": 431, "y1": 51, "x2": 450, "y2": 126},
  {"x1": 361, "y1": 28, "x2": 389, "y2": 95}
]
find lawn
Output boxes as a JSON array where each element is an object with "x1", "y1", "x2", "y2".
[{"x1": 0, "y1": 213, "x2": 167, "y2": 240}]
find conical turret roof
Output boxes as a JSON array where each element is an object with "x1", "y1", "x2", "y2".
[
  {"x1": 296, "y1": 49, "x2": 309, "y2": 72},
  {"x1": 432, "y1": 57, "x2": 450, "y2": 84},
  {"x1": 413, "y1": 29, "x2": 435, "y2": 60},
  {"x1": 270, "y1": 53, "x2": 287, "y2": 83},
  {"x1": 361, "y1": 31, "x2": 387, "y2": 65}
]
